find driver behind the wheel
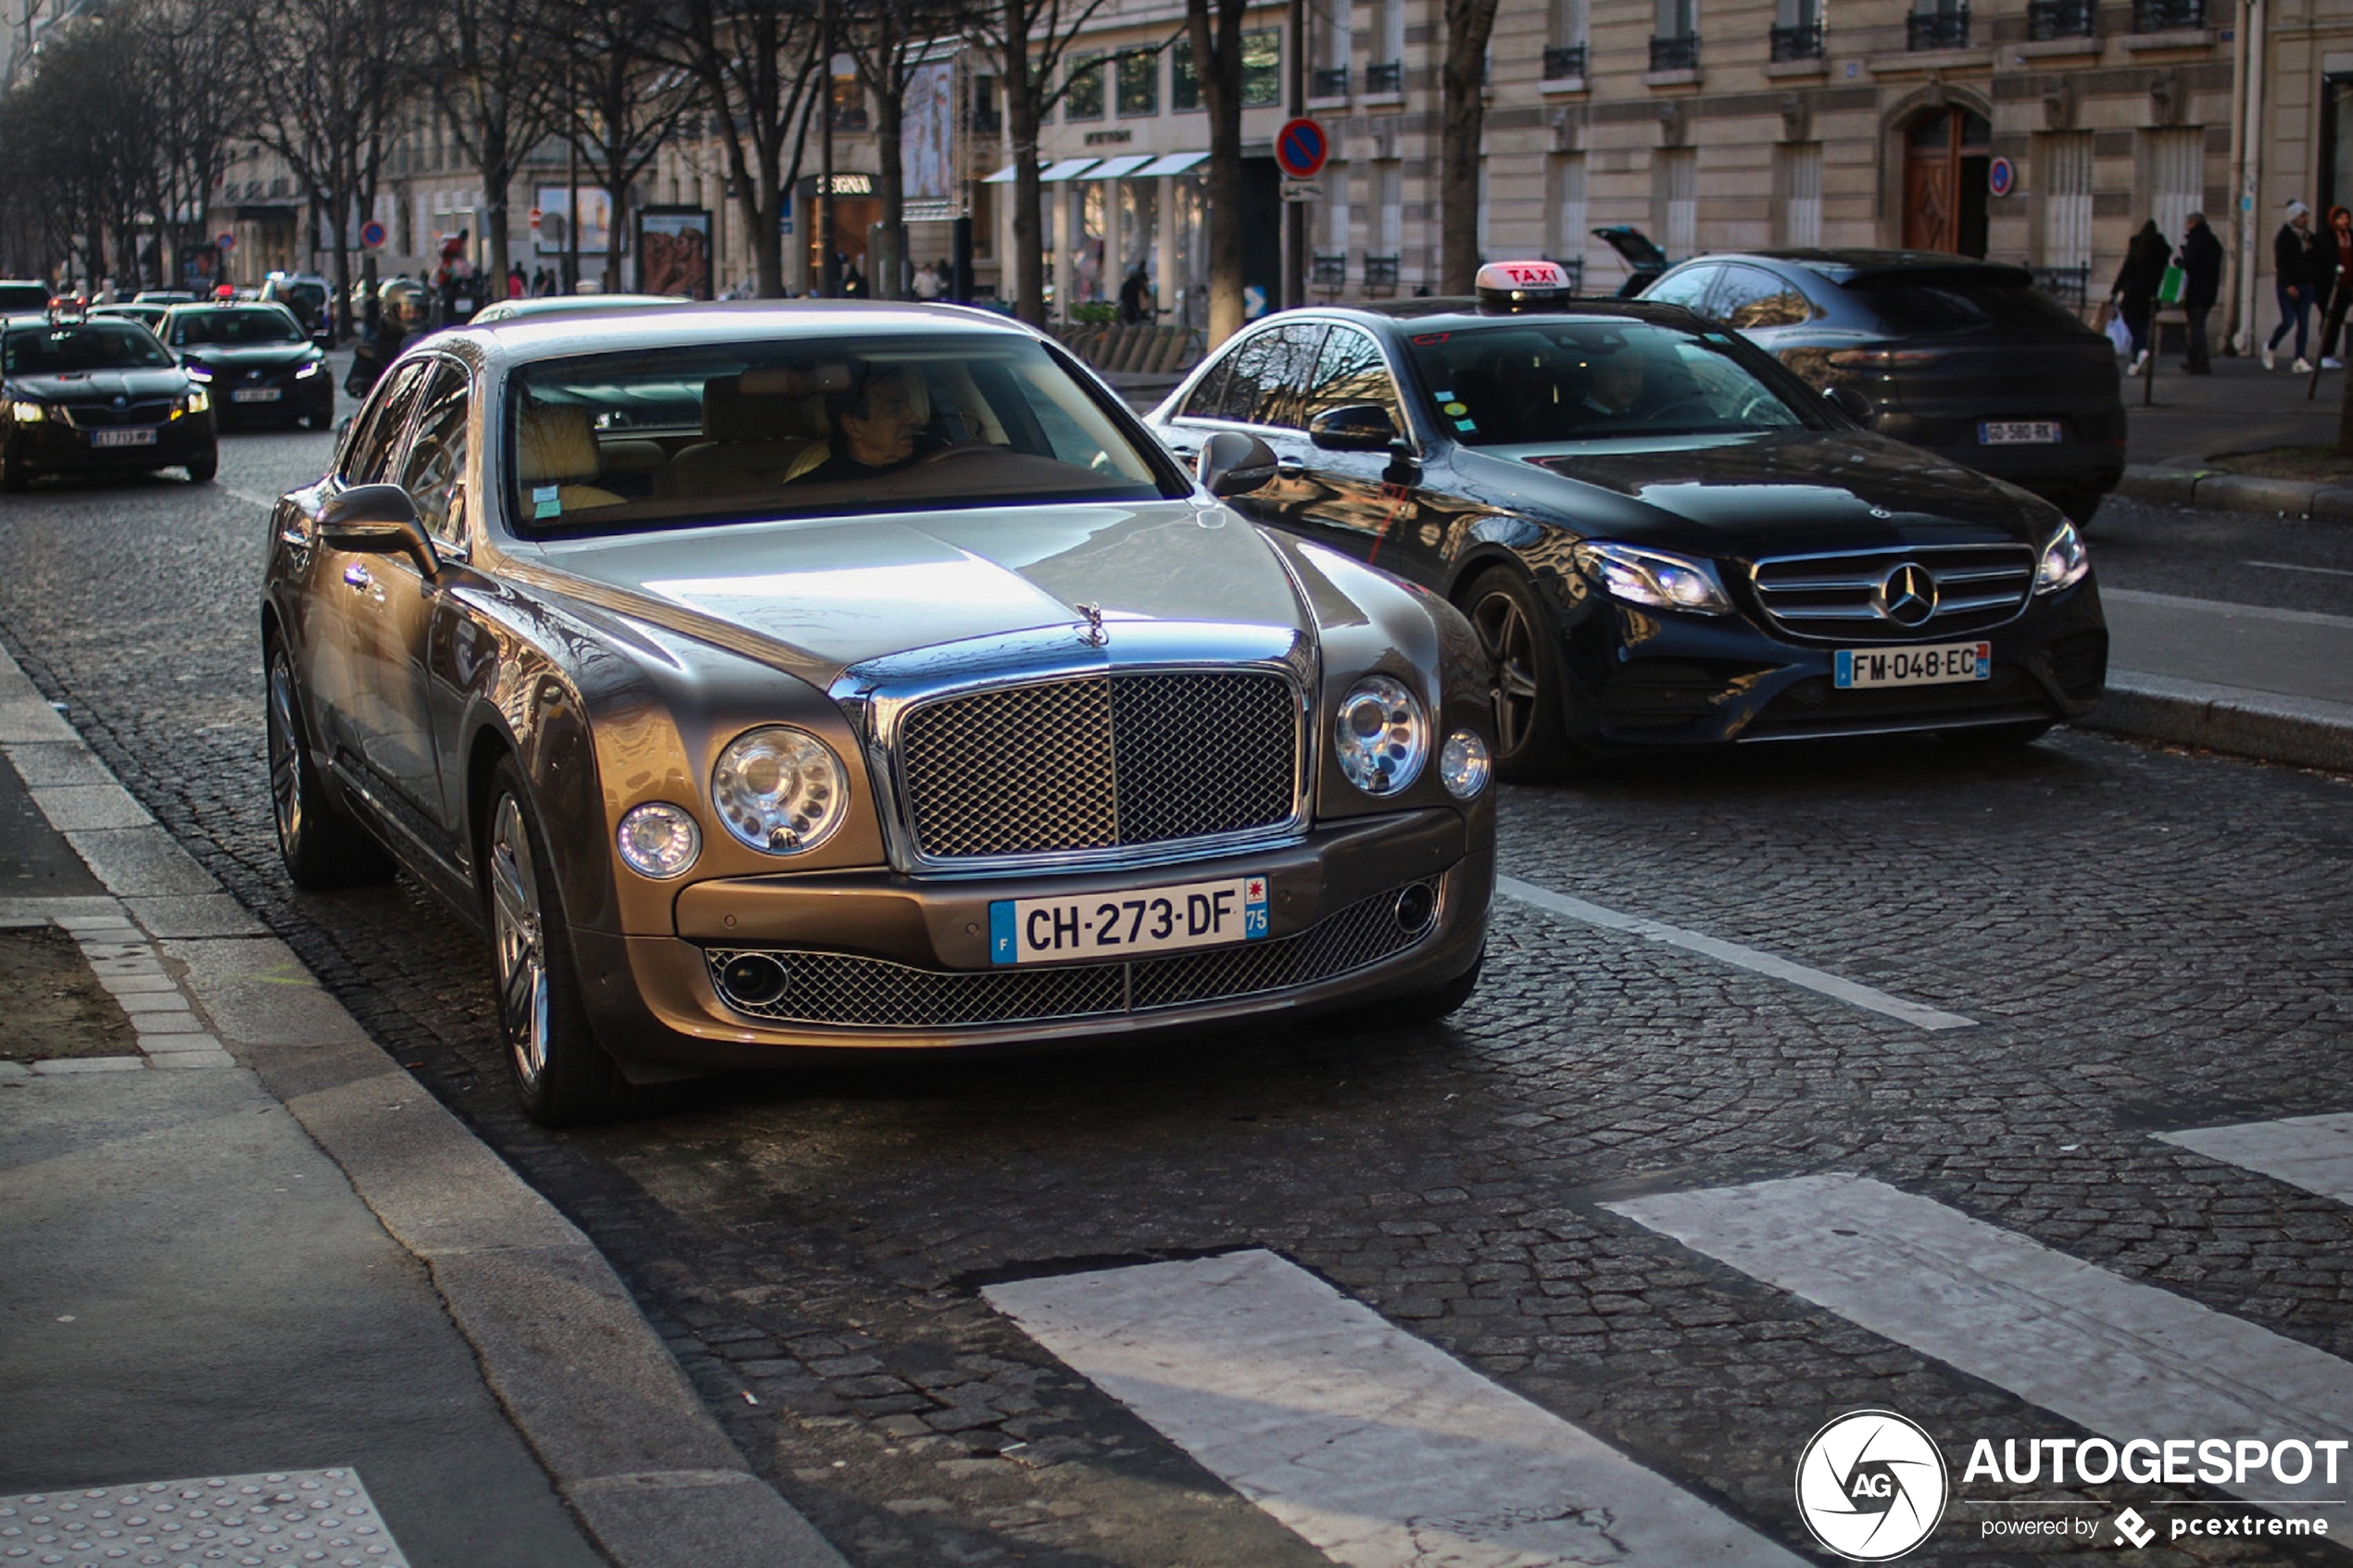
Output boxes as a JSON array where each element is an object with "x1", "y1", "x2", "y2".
[
  {"x1": 784, "y1": 366, "x2": 932, "y2": 483},
  {"x1": 1581, "y1": 349, "x2": 1649, "y2": 419}
]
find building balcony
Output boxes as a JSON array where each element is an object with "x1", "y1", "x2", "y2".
[
  {"x1": 2027, "y1": 0, "x2": 2096, "y2": 36},
  {"x1": 1311, "y1": 66, "x2": 1351, "y2": 99},
  {"x1": 1541, "y1": 44, "x2": 1589, "y2": 80},
  {"x1": 1363, "y1": 255, "x2": 1400, "y2": 294},
  {"x1": 1906, "y1": 8, "x2": 1969, "y2": 49},
  {"x1": 1365, "y1": 60, "x2": 1403, "y2": 94},
  {"x1": 1769, "y1": 22, "x2": 1824, "y2": 59},
  {"x1": 2131, "y1": 0, "x2": 2203, "y2": 29},
  {"x1": 1648, "y1": 33, "x2": 1700, "y2": 71},
  {"x1": 1310, "y1": 252, "x2": 1348, "y2": 288}
]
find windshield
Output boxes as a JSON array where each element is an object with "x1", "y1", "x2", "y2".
[
  {"x1": 170, "y1": 307, "x2": 305, "y2": 346},
  {"x1": 1405, "y1": 320, "x2": 1814, "y2": 445},
  {"x1": 4, "y1": 323, "x2": 175, "y2": 374},
  {"x1": 508, "y1": 332, "x2": 1179, "y2": 534}
]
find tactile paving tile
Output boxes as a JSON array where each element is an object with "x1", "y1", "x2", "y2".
[{"x1": 0, "y1": 1469, "x2": 408, "y2": 1567}]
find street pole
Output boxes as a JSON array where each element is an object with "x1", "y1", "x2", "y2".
[
  {"x1": 1283, "y1": 0, "x2": 1306, "y2": 309},
  {"x1": 819, "y1": 0, "x2": 837, "y2": 296},
  {"x1": 2225, "y1": 0, "x2": 2249, "y2": 350},
  {"x1": 2235, "y1": 0, "x2": 2265, "y2": 356}
]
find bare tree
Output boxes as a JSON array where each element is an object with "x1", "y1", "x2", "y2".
[
  {"x1": 1437, "y1": 0, "x2": 1499, "y2": 293},
  {"x1": 131, "y1": 0, "x2": 256, "y2": 290},
  {"x1": 668, "y1": 0, "x2": 824, "y2": 297},
  {"x1": 968, "y1": 0, "x2": 1116, "y2": 325},
  {"x1": 1181, "y1": 0, "x2": 1248, "y2": 345},
  {"x1": 545, "y1": 0, "x2": 702, "y2": 293},
  {"x1": 837, "y1": 0, "x2": 966, "y2": 298},
  {"x1": 421, "y1": 0, "x2": 561, "y2": 288}
]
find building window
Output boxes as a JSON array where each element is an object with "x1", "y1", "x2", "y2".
[
  {"x1": 1776, "y1": 143, "x2": 1821, "y2": 246},
  {"x1": 1314, "y1": 0, "x2": 1352, "y2": 95},
  {"x1": 2038, "y1": 131, "x2": 2093, "y2": 270},
  {"x1": 1172, "y1": 36, "x2": 1201, "y2": 111},
  {"x1": 1476, "y1": 159, "x2": 1491, "y2": 259},
  {"x1": 1243, "y1": 30, "x2": 1282, "y2": 107},
  {"x1": 1656, "y1": 0, "x2": 1696, "y2": 38},
  {"x1": 830, "y1": 70, "x2": 866, "y2": 131},
  {"x1": 1654, "y1": 147, "x2": 1696, "y2": 259},
  {"x1": 1116, "y1": 49, "x2": 1158, "y2": 117},
  {"x1": 972, "y1": 73, "x2": 1001, "y2": 134},
  {"x1": 2144, "y1": 126, "x2": 2204, "y2": 251},
  {"x1": 1064, "y1": 52, "x2": 1105, "y2": 120},
  {"x1": 1548, "y1": 153, "x2": 1587, "y2": 266}
]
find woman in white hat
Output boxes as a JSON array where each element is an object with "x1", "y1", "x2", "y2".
[{"x1": 2265, "y1": 199, "x2": 2322, "y2": 370}]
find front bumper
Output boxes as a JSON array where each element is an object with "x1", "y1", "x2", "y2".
[
  {"x1": 571, "y1": 804, "x2": 1494, "y2": 1073},
  {"x1": 207, "y1": 371, "x2": 330, "y2": 425},
  {"x1": 1873, "y1": 411, "x2": 2126, "y2": 498},
  {"x1": 6, "y1": 417, "x2": 212, "y2": 474},
  {"x1": 1567, "y1": 575, "x2": 2108, "y2": 747}
]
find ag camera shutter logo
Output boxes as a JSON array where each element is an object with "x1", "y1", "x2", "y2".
[{"x1": 1795, "y1": 1410, "x2": 1951, "y2": 1561}]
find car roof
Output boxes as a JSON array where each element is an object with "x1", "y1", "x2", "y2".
[
  {"x1": 1276, "y1": 298, "x2": 1713, "y2": 331},
  {"x1": 1678, "y1": 249, "x2": 2038, "y2": 287},
  {"x1": 441, "y1": 299, "x2": 1051, "y2": 366}
]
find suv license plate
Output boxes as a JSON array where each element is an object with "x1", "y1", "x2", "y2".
[
  {"x1": 991, "y1": 874, "x2": 1271, "y2": 965},
  {"x1": 232, "y1": 387, "x2": 283, "y2": 403},
  {"x1": 90, "y1": 427, "x2": 156, "y2": 447},
  {"x1": 1980, "y1": 420, "x2": 2060, "y2": 445},
  {"x1": 1836, "y1": 643, "x2": 1992, "y2": 689}
]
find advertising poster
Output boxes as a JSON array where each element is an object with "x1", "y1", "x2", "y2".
[
  {"x1": 901, "y1": 60, "x2": 956, "y2": 211},
  {"x1": 637, "y1": 207, "x2": 713, "y2": 298}
]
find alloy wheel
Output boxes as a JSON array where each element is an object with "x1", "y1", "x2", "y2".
[
  {"x1": 266, "y1": 655, "x2": 303, "y2": 849},
  {"x1": 1470, "y1": 590, "x2": 1542, "y2": 758},
  {"x1": 489, "y1": 795, "x2": 552, "y2": 1091}
]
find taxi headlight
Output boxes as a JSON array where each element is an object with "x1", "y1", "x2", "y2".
[
  {"x1": 1580, "y1": 542, "x2": 1734, "y2": 615},
  {"x1": 1439, "y1": 730, "x2": 1491, "y2": 799},
  {"x1": 615, "y1": 801, "x2": 700, "y2": 879},
  {"x1": 1334, "y1": 675, "x2": 1428, "y2": 796},
  {"x1": 2035, "y1": 521, "x2": 2090, "y2": 594},
  {"x1": 8, "y1": 400, "x2": 44, "y2": 423},
  {"x1": 712, "y1": 726, "x2": 849, "y2": 854},
  {"x1": 175, "y1": 389, "x2": 208, "y2": 417},
  {"x1": 295, "y1": 358, "x2": 323, "y2": 379}
]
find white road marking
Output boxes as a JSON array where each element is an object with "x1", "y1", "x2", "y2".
[
  {"x1": 1611, "y1": 1174, "x2": 2353, "y2": 1507},
  {"x1": 2104, "y1": 586, "x2": 2353, "y2": 632},
  {"x1": 2158, "y1": 1112, "x2": 2353, "y2": 1206},
  {"x1": 1495, "y1": 875, "x2": 1977, "y2": 1032},
  {"x1": 220, "y1": 484, "x2": 279, "y2": 510},
  {"x1": 2244, "y1": 559, "x2": 2353, "y2": 581},
  {"x1": 985, "y1": 1249, "x2": 1810, "y2": 1567}
]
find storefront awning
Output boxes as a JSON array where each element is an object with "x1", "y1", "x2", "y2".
[
  {"x1": 981, "y1": 161, "x2": 1035, "y2": 184},
  {"x1": 1086, "y1": 154, "x2": 1156, "y2": 180},
  {"x1": 1132, "y1": 150, "x2": 1211, "y2": 177},
  {"x1": 1038, "y1": 157, "x2": 1101, "y2": 182}
]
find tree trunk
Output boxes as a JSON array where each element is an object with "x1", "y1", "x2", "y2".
[
  {"x1": 1189, "y1": 0, "x2": 1246, "y2": 347},
  {"x1": 1006, "y1": 73, "x2": 1045, "y2": 325},
  {"x1": 1438, "y1": 0, "x2": 1498, "y2": 295},
  {"x1": 875, "y1": 94, "x2": 904, "y2": 299}
]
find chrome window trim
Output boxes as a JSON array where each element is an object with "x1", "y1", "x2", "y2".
[{"x1": 832, "y1": 620, "x2": 1318, "y2": 879}]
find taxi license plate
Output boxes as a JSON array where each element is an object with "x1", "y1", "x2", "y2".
[
  {"x1": 1979, "y1": 420, "x2": 2060, "y2": 445},
  {"x1": 990, "y1": 874, "x2": 1270, "y2": 965},
  {"x1": 1836, "y1": 643, "x2": 1991, "y2": 689},
  {"x1": 232, "y1": 387, "x2": 283, "y2": 403},
  {"x1": 90, "y1": 427, "x2": 156, "y2": 447}
]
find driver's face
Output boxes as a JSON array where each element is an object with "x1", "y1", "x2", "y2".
[
  {"x1": 842, "y1": 375, "x2": 920, "y2": 465},
  {"x1": 1594, "y1": 356, "x2": 1646, "y2": 410}
]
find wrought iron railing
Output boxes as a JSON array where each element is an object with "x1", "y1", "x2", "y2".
[
  {"x1": 2032, "y1": 264, "x2": 2090, "y2": 310},
  {"x1": 1363, "y1": 255, "x2": 1400, "y2": 292},
  {"x1": 1649, "y1": 33, "x2": 1700, "y2": 70},
  {"x1": 2027, "y1": 0, "x2": 2095, "y2": 37},
  {"x1": 1770, "y1": 22, "x2": 1825, "y2": 58},
  {"x1": 1311, "y1": 253, "x2": 1348, "y2": 287},
  {"x1": 1906, "y1": 7, "x2": 1970, "y2": 48},
  {"x1": 1542, "y1": 44, "x2": 1589, "y2": 79},
  {"x1": 1365, "y1": 61, "x2": 1403, "y2": 94},
  {"x1": 1311, "y1": 66, "x2": 1351, "y2": 98},
  {"x1": 2132, "y1": 0, "x2": 2203, "y2": 29}
]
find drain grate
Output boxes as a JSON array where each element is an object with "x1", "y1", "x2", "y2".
[{"x1": 0, "y1": 1469, "x2": 409, "y2": 1567}]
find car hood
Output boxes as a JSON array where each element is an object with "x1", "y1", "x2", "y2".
[
  {"x1": 1466, "y1": 429, "x2": 2060, "y2": 556},
  {"x1": 523, "y1": 498, "x2": 1311, "y2": 682},
  {"x1": 6, "y1": 367, "x2": 187, "y2": 400},
  {"x1": 179, "y1": 344, "x2": 316, "y2": 369}
]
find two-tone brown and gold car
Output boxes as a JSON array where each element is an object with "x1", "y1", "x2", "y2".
[{"x1": 260, "y1": 303, "x2": 1495, "y2": 1124}]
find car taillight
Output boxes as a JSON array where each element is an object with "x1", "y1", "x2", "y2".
[{"x1": 1827, "y1": 348, "x2": 1945, "y2": 369}]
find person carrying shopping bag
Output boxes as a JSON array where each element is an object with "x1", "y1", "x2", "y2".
[{"x1": 2110, "y1": 220, "x2": 2171, "y2": 376}]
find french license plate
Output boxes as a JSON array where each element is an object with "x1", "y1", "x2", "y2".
[
  {"x1": 1979, "y1": 420, "x2": 2060, "y2": 445},
  {"x1": 990, "y1": 873, "x2": 1270, "y2": 965},
  {"x1": 1836, "y1": 643, "x2": 1992, "y2": 689},
  {"x1": 90, "y1": 427, "x2": 156, "y2": 447},
  {"x1": 232, "y1": 387, "x2": 283, "y2": 403}
]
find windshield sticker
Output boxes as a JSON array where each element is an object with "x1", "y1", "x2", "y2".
[
  {"x1": 1442, "y1": 401, "x2": 1468, "y2": 417},
  {"x1": 532, "y1": 484, "x2": 562, "y2": 519},
  {"x1": 1433, "y1": 389, "x2": 1455, "y2": 401},
  {"x1": 1453, "y1": 418, "x2": 1478, "y2": 433}
]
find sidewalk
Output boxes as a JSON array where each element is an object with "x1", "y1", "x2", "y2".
[
  {"x1": 0, "y1": 650, "x2": 846, "y2": 1568},
  {"x1": 2116, "y1": 353, "x2": 2353, "y2": 517}
]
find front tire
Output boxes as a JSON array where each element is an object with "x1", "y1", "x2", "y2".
[
  {"x1": 266, "y1": 644, "x2": 393, "y2": 889},
  {"x1": 184, "y1": 448, "x2": 218, "y2": 483},
  {"x1": 1463, "y1": 568, "x2": 1579, "y2": 781},
  {"x1": 484, "y1": 759, "x2": 644, "y2": 1126},
  {"x1": 1384, "y1": 952, "x2": 1484, "y2": 1026},
  {"x1": 0, "y1": 445, "x2": 31, "y2": 492}
]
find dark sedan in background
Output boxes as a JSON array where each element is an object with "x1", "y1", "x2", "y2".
[
  {"x1": 2, "y1": 310, "x2": 216, "y2": 489},
  {"x1": 1642, "y1": 250, "x2": 2124, "y2": 523},
  {"x1": 161, "y1": 301, "x2": 333, "y2": 430},
  {"x1": 1146, "y1": 280, "x2": 2106, "y2": 780}
]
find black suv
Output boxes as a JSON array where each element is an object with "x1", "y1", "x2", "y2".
[{"x1": 1642, "y1": 250, "x2": 2123, "y2": 522}]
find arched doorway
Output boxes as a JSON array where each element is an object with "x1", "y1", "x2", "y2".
[{"x1": 1902, "y1": 107, "x2": 1992, "y2": 256}]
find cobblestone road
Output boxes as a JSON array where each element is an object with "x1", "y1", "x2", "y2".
[{"x1": 0, "y1": 442, "x2": 2347, "y2": 1567}]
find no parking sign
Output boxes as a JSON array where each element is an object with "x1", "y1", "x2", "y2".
[{"x1": 1988, "y1": 156, "x2": 2016, "y2": 197}]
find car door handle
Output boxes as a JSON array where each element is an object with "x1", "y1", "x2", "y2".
[
  {"x1": 1276, "y1": 457, "x2": 1306, "y2": 479},
  {"x1": 343, "y1": 562, "x2": 372, "y2": 593}
]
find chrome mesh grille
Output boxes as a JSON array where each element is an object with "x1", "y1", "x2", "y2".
[
  {"x1": 1749, "y1": 545, "x2": 2035, "y2": 643},
  {"x1": 898, "y1": 671, "x2": 1300, "y2": 861},
  {"x1": 706, "y1": 878, "x2": 1437, "y2": 1029}
]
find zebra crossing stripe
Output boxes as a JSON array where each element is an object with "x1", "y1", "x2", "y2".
[
  {"x1": 984, "y1": 1248, "x2": 1811, "y2": 1567},
  {"x1": 2157, "y1": 1112, "x2": 2353, "y2": 1207},
  {"x1": 1610, "y1": 1174, "x2": 2353, "y2": 1506},
  {"x1": 1494, "y1": 875, "x2": 1978, "y2": 1032}
]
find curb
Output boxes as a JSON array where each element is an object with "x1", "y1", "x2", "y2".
[
  {"x1": 2114, "y1": 462, "x2": 2353, "y2": 519},
  {"x1": 2080, "y1": 669, "x2": 2353, "y2": 773},
  {"x1": 0, "y1": 646, "x2": 849, "y2": 1568}
]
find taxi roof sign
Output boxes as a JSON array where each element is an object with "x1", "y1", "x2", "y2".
[{"x1": 1474, "y1": 259, "x2": 1575, "y2": 312}]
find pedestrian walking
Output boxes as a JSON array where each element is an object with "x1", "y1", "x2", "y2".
[
  {"x1": 2264, "y1": 200, "x2": 2322, "y2": 370},
  {"x1": 2315, "y1": 205, "x2": 2353, "y2": 369},
  {"x1": 1117, "y1": 260, "x2": 1151, "y2": 324},
  {"x1": 508, "y1": 263, "x2": 526, "y2": 300},
  {"x1": 2109, "y1": 219, "x2": 2171, "y2": 376},
  {"x1": 2177, "y1": 211, "x2": 2223, "y2": 374}
]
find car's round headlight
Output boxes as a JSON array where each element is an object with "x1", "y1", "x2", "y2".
[
  {"x1": 1439, "y1": 730, "x2": 1491, "y2": 799},
  {"x1": 712, "y1": 726, "x2": 849, "y2": 854},
  {"x1": 1334, "y1": 675, "x2": 1428, "y2": 796},
  {"x1": 616, "y1": 801, "x2": 700, "y2": 879}
]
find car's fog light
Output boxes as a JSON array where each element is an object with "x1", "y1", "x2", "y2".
[
  {"x1": 617, "y1": 801, "x2": 700, "y2": 879},
  {"x1": 1394, "y1": 883, "x2": 1438, "y2": 935},
  {"x1": 1439, "y1": 730, "x2": 1491, "y2": 798},
  {"x1": 1334, "y1": 675, "x2": 1428, "y2": 795},
  {"x1": 720, "y1": 952, "x2": 789, "y2": 1006}
]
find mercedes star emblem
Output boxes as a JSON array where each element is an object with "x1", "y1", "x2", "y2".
[{"x1": 1877, "y1": 563, "x2": 1938, "y2": 627}]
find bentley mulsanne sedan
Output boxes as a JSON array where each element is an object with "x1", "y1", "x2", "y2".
[{"x1": 261, "y1": 303, "x2": 1496, "y2": 1124}]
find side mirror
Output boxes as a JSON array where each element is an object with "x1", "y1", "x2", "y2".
[
  {"x1": 320, "y1": 483, "x2": 439, "y2": 576},
  {"x1": 1198, "y1": 430, "x2": 1279, "y2": 497},
  {"x1": 1823, "y1": 384, "x2": 1874, "y2": 424},
  {"x1": 1308, "y1": 403, "x2": 1399, "y2": 452}
]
